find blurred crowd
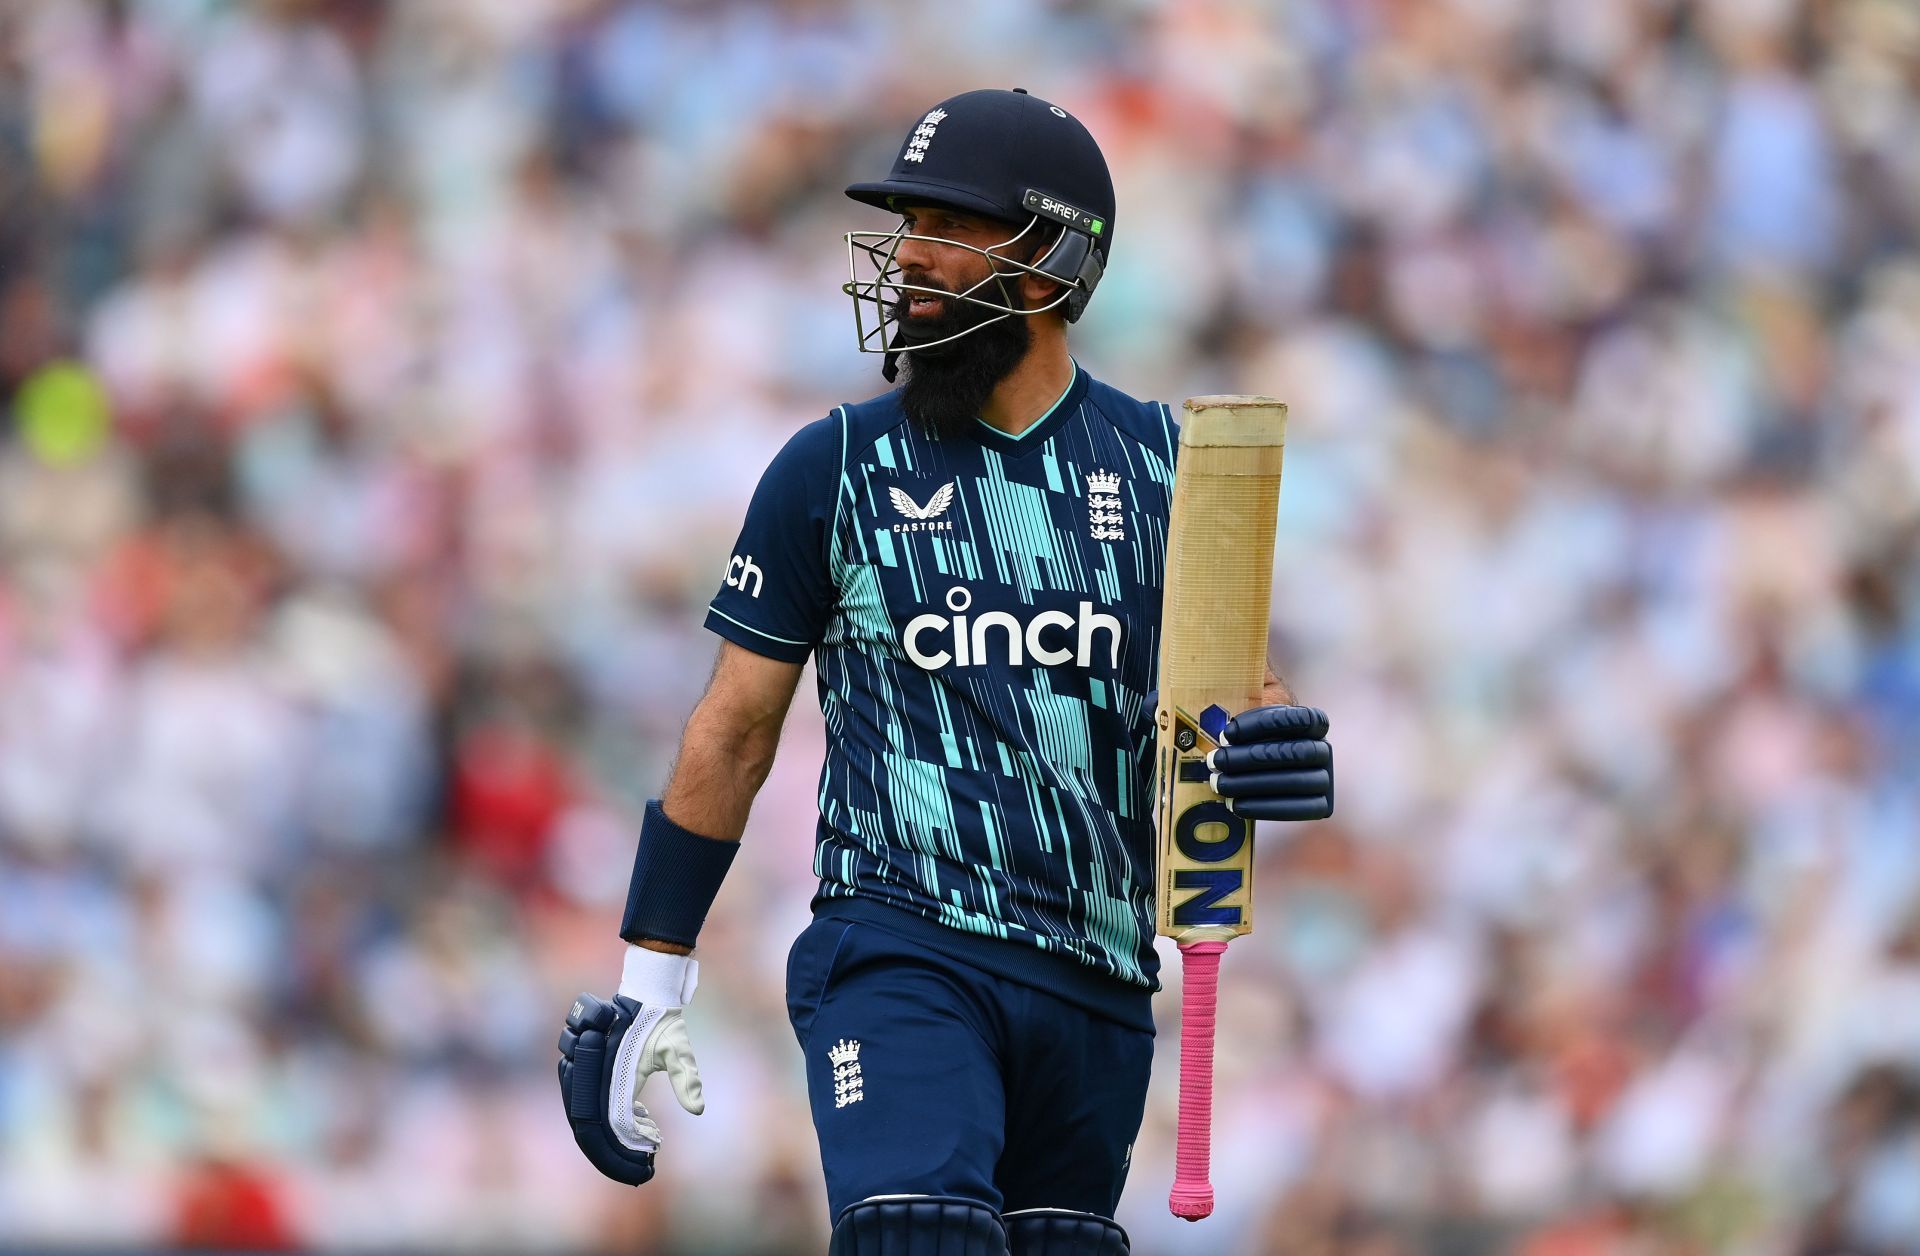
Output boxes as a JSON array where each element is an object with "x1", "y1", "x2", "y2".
[{"x1": 1, "y1": 0, "x2": 1917, "y2": 1252}]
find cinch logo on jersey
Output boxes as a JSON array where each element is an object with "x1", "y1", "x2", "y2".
[
  {"x1": 889, "y1": 481, "x2": 955, "y2": 532},
  {"x1": 904, "y1": 586, "x2": 1122, "y2": 671},
  {"x1": 725, "y1": 553, "x2": 763, "y2": 598}
]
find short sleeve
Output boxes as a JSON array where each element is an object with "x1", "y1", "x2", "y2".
[{"x1": 702, "y1": 410, "x2": 842, "y2": 663}]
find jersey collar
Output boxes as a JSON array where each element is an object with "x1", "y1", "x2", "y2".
[{"x1": 969, "y1": 360, "x2": 1089, "y2": 458}]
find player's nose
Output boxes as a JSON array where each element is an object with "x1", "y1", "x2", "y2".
[{"x1": 893, "y1": 231, "x2": 941, "y2": 275}]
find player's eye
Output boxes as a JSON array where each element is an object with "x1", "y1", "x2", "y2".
[{"x1": 904, "y1": 215, "x2": 961, "y2": 238}]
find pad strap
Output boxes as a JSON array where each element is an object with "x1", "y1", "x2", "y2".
[{"x1": 618, "y1": 799, "x2": 739, "y2": 949}]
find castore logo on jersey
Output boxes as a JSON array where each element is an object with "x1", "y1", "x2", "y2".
[{"x1": 889, "y1": 481, "x2": 956, "y2": 532}]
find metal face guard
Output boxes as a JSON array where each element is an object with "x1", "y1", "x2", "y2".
[{"x1": 842, "y1": 216, "x2": 1081, "y2": 360}]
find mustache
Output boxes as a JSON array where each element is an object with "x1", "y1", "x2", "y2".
[
  {"x1": 888, "y1": 274, "x2": 952, "y2": 315},
  {"x1": 888, "y1": 279, "x2": 988, "y2": 353},
  {"x1": 887, "y1": 272, "x2": 1024, "y2": 345}
]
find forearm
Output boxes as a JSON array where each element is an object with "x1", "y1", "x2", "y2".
[
  {"x1": 625, "y1": 646, "x2": 803, "y2": 955},
  {"x1": 629, "y1": 703, "x2": 783, "y2": 956},
  {"x1": 659, "y1": 700, "x2": 783, "y2": 840}
]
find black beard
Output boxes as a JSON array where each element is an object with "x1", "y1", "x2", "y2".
[{"x1": 889, "y1": 283, "x2": 1033, "y2": 440}]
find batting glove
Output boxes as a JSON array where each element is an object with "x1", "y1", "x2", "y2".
[
  {"x1": 1204, "y1": 704, "x2": 1334, "y2": 821},
  {"x1": 557, "y1": 945, "x2": 705, "y2": 1186}
]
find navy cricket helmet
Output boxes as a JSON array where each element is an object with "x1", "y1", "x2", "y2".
[{"x1": 842, "y1": 88, "x2": 1115, "y2": 370}]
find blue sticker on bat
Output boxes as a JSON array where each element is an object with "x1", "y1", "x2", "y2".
[
  {"x1": 1175, "y1": 800, "x2": 1247, "y2": 863},
  {"x1": 1171, "y1": 869, "x2": 1243, "y2": 927},
  {"x1": 1198, "y1": 703, "x2": 1231, "y2": 740}
]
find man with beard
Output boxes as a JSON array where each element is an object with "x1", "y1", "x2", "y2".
[{"x1": 557, "y1": 90, "x2": 1335, "y2": 1255}]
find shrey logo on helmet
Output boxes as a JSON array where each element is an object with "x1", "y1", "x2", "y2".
[{"x1": 841, "y1": 89, "x2": 1117, "y2": 375}]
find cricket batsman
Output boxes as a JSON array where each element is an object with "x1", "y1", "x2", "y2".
[{"x1": 557, "y1": 89, "x2": 1335, "y2": 1255}]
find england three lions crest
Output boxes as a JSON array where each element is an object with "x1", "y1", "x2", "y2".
[
  {"x1": 829, "y1": 1038, "x2": 864, "y2": 1108},
  {"x1": 1086, "y1": 469, "x2": 1125, "y2": 542}
]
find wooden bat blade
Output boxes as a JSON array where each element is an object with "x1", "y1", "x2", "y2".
[{"x1": 1154, "y1": 397, "x2": 1287, "y2": 944}]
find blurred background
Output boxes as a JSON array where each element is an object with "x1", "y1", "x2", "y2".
[{"x1": 1, "y1": 0, "x2": 1918, "y2": 1252}]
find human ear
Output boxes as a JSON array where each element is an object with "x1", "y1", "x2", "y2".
[{"x1": 1016, "y1": 266, "x2": 1065, "y2": 310}]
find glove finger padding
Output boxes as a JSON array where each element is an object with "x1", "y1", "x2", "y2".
[
  {"x1": 1207, "y1": 738, "x2": 1332, "y2": 774},
  {"x1": 1207, "y1": 706, "x2": 1336, "y2": 821},
  {"x1": 1227, "y1": 793, "x2": 1333, "y2": 821},
  {"x1": 1222, "y1": 704, "x2": 1328, "y2": 744},
  {"x1": 558, "y1": 992, "x2": 657, "y2": 1186},
  {"x1": 1222, "y1": 757, "x2": 1334, "y2": 821},
  {"x1": 1210, "y1": 767, "x2": 1332, "y2": 798}
]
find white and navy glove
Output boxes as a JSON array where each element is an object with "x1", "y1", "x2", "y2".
[
  {"x1": 557, "y1": 945, "x2": 705, "y2": 1186},
  {"x1": 1205, "y1": 704, "x2": 1334, "y2": 821}
]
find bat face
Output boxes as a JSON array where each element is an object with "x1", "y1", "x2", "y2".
[
  {"x1": 1151, "y1": 396, "x2": 1287, "y2": 943},
  {"x1": 1156, "y1": 700, "x2": 1254, "y2": 935}
]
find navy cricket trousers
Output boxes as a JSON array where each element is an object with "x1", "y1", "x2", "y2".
[{"x1": 785, "y1": 907, "x2": 1155, "y2": 1221}]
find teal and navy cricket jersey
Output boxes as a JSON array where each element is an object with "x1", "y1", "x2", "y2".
[{"x1": 704, "y1": 363, "x2": 1176, "y2": 1028}]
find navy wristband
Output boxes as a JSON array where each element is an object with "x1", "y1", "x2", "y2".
[{"x1": 618, "y1": 799, "x2": 740, "y2": 948}]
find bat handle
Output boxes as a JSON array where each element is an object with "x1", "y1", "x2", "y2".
[{"x1": 1169, "y1": 938, "x2": 1228, "y2": 1221}]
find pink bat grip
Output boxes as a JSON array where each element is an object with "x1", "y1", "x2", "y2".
[{"x1": 1169, "y1": 939, "x2": 1227, "y2": 1220}]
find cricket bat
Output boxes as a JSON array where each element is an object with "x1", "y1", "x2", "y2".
[{"x1": 1153, "y1": 396, "x2": 1289, "y2": 1221}]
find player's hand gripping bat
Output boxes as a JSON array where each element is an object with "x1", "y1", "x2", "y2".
[{"x1": 1154, "y1": 396, "x2": 1294, "y2": 1222}]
